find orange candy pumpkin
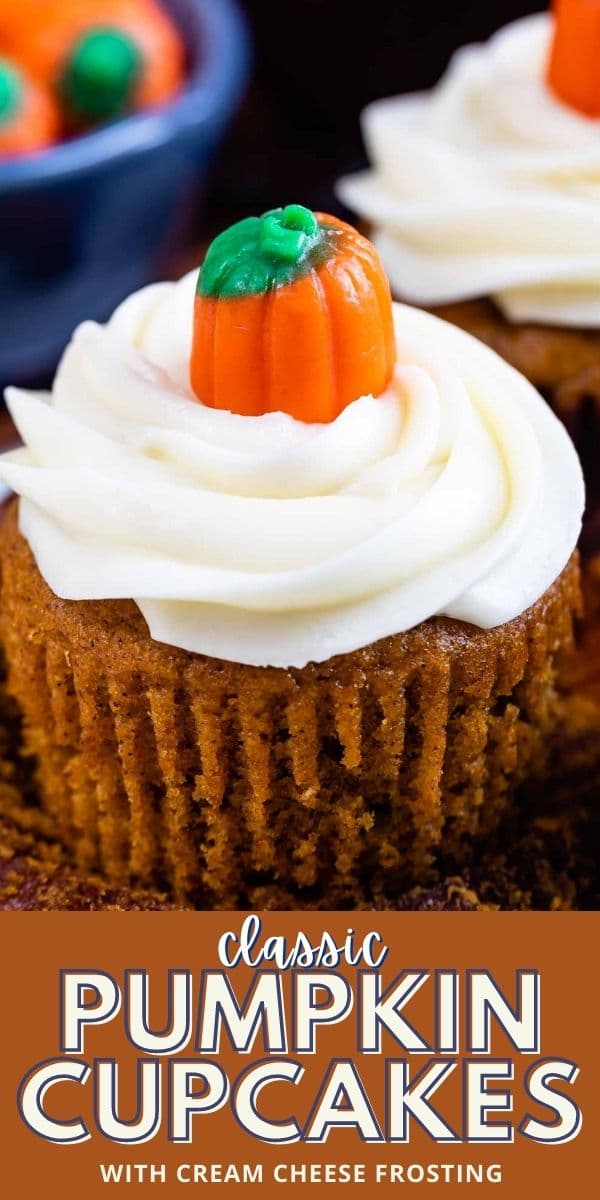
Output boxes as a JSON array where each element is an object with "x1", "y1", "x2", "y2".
[
  {"x1": 548, "y1": 0, "x2": 600, "y2": 117},
  {"x1": 191, "y1": 207, "x2": 397, "y2": 424},
  {"x1": 0, "y1": 0, "x2": 184, "y2": 119}
]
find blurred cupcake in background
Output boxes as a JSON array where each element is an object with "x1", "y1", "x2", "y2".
[
  {"x1": 0, "y1": 0, "x2": 250, "y2": 388},
  {"x1": 337, "y1": 2, "x2": 600, "y2": 551}
]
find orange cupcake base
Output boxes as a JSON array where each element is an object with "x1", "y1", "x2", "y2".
[{"x1": 0, "y1": 501, "x2": 581, "y2": 908}]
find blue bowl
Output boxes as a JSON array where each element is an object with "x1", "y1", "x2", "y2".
[{"x1": 0, "y1": 0, "x2": 251, "y2": 388}]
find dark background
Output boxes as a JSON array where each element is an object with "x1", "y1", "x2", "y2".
[{"x1": 208, "y1": 0, "x2": 545, "y2": 223}]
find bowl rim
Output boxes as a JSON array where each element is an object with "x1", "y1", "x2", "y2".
[{"x1": 0, "y1": 0, "x2": 250, "y2": 192}]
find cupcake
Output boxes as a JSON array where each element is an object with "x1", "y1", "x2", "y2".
[
  {"x1": 0, "y1": 58, "x2": 60, "y2": 156},
  {"x1": 337, "y1": 5, "x2": 600, "y2": 550},
  {"x1": 0, "y1": 206, "x2": 584, "y2": 908}
]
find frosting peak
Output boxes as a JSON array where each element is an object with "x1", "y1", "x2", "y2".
[
  {"x1": 0, "y1": 271, "x2": 584, "y2": 668},
  {"x1": 337, "y1": 14, "x2": 600, "y2": 327}
]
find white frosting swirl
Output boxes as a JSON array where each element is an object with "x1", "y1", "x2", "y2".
[
  {"x1": 337, "y1": 14, "x2": 600, "y2": 327},
  {"x1": 0, "y1": 269, "x2": 583, "y2": 668}
]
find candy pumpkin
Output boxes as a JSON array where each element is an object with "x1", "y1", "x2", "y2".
[
  {"x1": 548, "y1": 0, "x2": 600, "y2": 116},
  {"x1": 190, "y1": 206, "x2": 397, "y2": 423},
  {"x1": 0, "y1": 0, "x2": 184, "y2": 124},
  {"x1": 0, "y1": 58, "x2": 60, "y2": 156}
]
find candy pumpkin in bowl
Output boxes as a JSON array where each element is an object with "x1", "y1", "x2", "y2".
[
  {"x1": 0, "y1": 0, "x2": 249, "y2": 391},
  {"x1": 0, "y1": 208, "x2": 584, "y2": 908},
  {"x1": 0, "y1": 0, "x2": 185, "y2": 127}
]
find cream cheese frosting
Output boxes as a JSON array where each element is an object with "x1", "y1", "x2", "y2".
[
  {"x1": 0, "y1": 269, "x2": 584, "y2": 668},
  {"x1": 337, "y1": 14, "x2": 600, "y2": 328}
]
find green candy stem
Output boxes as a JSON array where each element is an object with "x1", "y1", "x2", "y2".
[
  {"x1": 198, "y1": 205, "x2": 337, "y2": 299},
  {"x1": 61, "y1": 28, "x2": 142, "y2": 122},
  {"x1": 0, "y1": 60, "x2": 23, "y2": 127}
]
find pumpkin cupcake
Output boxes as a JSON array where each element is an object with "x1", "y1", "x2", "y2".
[
  {"x1": 337, "y1": 3, "x2": 600, "y2": 551},
  {"x1": 0, "y1": 206, "x2": 584, "y2": 908}
]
